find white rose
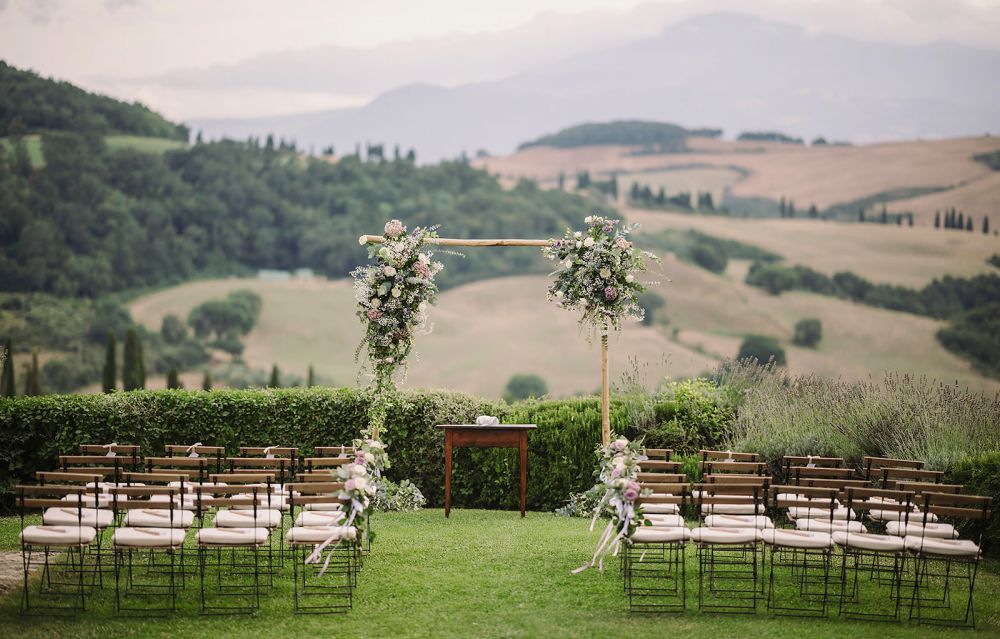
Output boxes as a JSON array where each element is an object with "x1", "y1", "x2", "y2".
[
  {"x1": 575, "y1": 241, "x2": 582, "y2": 249},
  {"x1": 384, "y1": 266, "x2": 397, "y2": 277},
  {"x1": 358, "y1": 236, "x2": 368, "y2": 245},
  {"x1": 574, "y1": 231, "x2": 582, "y2": 238},
  {"x1": 353, "y1": 476, "x2": 368, "y2": 490},
  {"x1": 352, "y1": 464, "x2": 368, "y2": 477},
  {"x1": 371, "y1": 298, "x2": 381, "y2": 308},
  {"x1": 391, "y1": 287, "x2": 402, "y2": 298},
  {"x1": 584, "y1": 216, "x2": 593, "y2": 224},
  {"x1": 625, "y1": 274, "x2": 635, "y2": 283},
  {"x1": 555, "y1": 291, "x2": 564, "y2": 299},
  {"x1": 385, "y1": 356, "x2": 394, "y2": 364},
  {"x1": 614, "y1": 438, "x2": 629, "y2": 450},
  {"x1": 562, "y1": 260, "x2": 572, "y2": 268},
  {"x1": 364, "y1": 452, "x2": 375, "y2": 463},
  {"x1": 600, "y1": 268, "x2": 611, "y2": 279},
  {"x1": 418, "y1": 301, "x2": 427, "y2": 312},
  {"x1": 419, "y1": 253, "x2": 430, "y2": 263},
  {"x1": 583, "y1": 237, "x2": 595, "y2": 247}
]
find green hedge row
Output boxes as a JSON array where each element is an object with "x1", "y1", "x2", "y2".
[{"x1": 0, "y1": 388, "x2": 649, "y2": 512}]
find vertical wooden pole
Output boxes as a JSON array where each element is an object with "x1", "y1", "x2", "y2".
[{"x1": 600, "y1": 332, "x2": 610, "y2": 446}]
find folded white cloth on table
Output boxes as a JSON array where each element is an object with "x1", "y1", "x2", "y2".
[{"x1": 476, "y1": 416, "x2": 500, "y2": 426}]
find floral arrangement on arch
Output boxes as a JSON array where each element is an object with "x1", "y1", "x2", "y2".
[
  {"x1": 573, "y1": 434, "x2": 651, "y2": 574},
  {"x1": 352, "y1": 219, "x2": 444, "y2": 434},
  {"x1": 544, "y1": 214, "x2": 657, "y2": 332}
]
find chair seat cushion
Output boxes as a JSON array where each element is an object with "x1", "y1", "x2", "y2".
[
  {"x1": 690, "y1": 527, "x2": 761, "y2": 545},
  {"x1": 630, "y1": 527, "x2": 690, "y2": 543},
  {"x1": 287, "y1": 526, "x2": 357, "y2": 544},
  {"x1": 21, "y1": 525, "x2": 97, "y2": 546},
  {"x1": 904, "y1": 537, "x2": 980, "y2": 558},
  {"x1": 869, "y1": 509, "x2": 936, "y2": 523},
  {"x1": 197, "y1": 527, "x2": 270, "y2": 546},
  {"x1": 213, "y1": 508, "x2": 282, "y2": 528},
  {"x1": 705, "y1": 514, "x2": 774, "y2": 529},
  {"x1": 113, "y1": 527, "x2": 187, "y2": 548},
  {"x1": 43, "y1": 507, "x2": 113, "y2": 529},
  {"x1": 796, "y1": 519, "x2": 866, "y2": 534},
  {"x1": 832, "y1": 532, "x2": 905, "y2": 552},
  {"x1": 643, "y1": 514, "x2": 684, "y2": 528},
  {"x1": 641, "y1": 503, "x2": 679, "y2": 515},
  {"x1": 61, "y1": 493, "x2": 115, "y2": 508},
  {"x1": 304, "y1": 502, "x2": 345, "y2": 512},
  {"x1": 294, "y1": 511, "x2": 346, "y2": 527},
  {"x1": 123, "y1": 508, "x2": 195, "y2": 528},
  {"x1": 701, "y1": 503, "x2": 764, "y2": 516},
  {"x1": 762, "y1": 529, "x2": 834, "y2": 549},
  {"x1": 788, "y1": 507, "x2": 854, "y2": 521},
  {"x1": 229, "y1": 494, "x2": 290, "y2": 511},
  {"x1": 886, "y1": 521, "x2": 957, "y2": 539}
]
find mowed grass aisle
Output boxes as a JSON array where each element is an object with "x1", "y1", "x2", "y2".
[{"x1": 0, "y1": 510, "x2": 998, "y2": 638}]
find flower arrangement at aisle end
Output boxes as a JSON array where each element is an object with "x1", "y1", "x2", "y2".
[
  {"x1": 543, "y1": 214, "x2": 658, "y2": 333},
  {"x1": 573, "y1": 434, "x2": 651, "y2": 574},
  {"x1": 353, "y1": 220, "x2": 445, "y2": 434},
  {"x1": 353, "y1": 437, "x2": 391, "y2": 478}
]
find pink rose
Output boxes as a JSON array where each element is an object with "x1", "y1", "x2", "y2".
[
  {"x1": 611, "y1": 466, "x2": 621, "y2": 478},
  {"x1": 355, "y1": 455, "x2": 366, "y2": 466},
  {"x1": 413, "y1": 260, "x2": 430, "y2": 278},
  {"x1": 344, "y1": 478, "x2": 356, "y2": 491},
  {"x1": 367, "y1": 309, "x2": 382, "y2": 320},
  {"x1": 615, "y1": 237, "x2": 630, "y2": 250},
  {"x1": 623, "y1": 481, "x2": 640, "y2": 502},
  {"x1": 384, "y1": 219, "x2": 404, "y2": 238}
]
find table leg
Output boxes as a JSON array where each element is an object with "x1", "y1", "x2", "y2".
[
  {"x1": 444, "y1": 430, "x2": 452, "y2": 518},
  {"x1": 519, "y1": 431, "x2": 527, "y2": 518}
]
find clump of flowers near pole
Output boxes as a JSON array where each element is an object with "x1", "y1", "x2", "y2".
[
  {"x1": 543, "y1": 214, "x2": 656, "y2": 332},
  {"x1": 573, "y1": 434, "x2": 650, "y2": 574},
  {"x1": 353, "y1": 220, "x2": 444, "y2": 438}
]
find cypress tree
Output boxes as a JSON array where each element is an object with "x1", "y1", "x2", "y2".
[
  {"x1": 102, "y1": 333, "x2": 116, "y2": 393},
  {"x1": 984, "y1": 216, "x2": 990, "y2": 235},
  {"x1": 24, "y1": 351, "x2": 41, "y2": 396},
  {"x1": 201, "y1": 371, "x2": 212, "y2": 391},
  {"x1": 880, "y1": 204, "x2": 888, "y2": 224},
  {"x1": 1, "y1": 337, "x2": 15, "y2": 398},
  {"x1": 779, "y1": 197, "x2": 786, "y2": 218},
  {"x1": 137, "y1": 333, "x2": 145, "y2": 389},
  {"x1": 788, "y1": 201, "x2": 795, "y2": 218},
  {"x1": 967, "y1": 216, "x2": 973, "y2": 232},
  {"x1": 123, "y1": 328, "x2": 141, "y2": 391},
  {"x1": 307, "y1": 365, "x2": 315, "y2": 387},
  {"x1": 269, "y1": 365, "x2": 281, "y2": 388},
  {"x1": 908, "y1": 214, "x2": 913, "y2": 227},
  {"x1": 934, "y1": 210, "x2": 940, "y2": 228},
  {"x1": 858, "y1": 209, "x2": 865, "y2": 223},
  {"x1": 166, "y1": 369, "x2": 181, "y2": 389}
]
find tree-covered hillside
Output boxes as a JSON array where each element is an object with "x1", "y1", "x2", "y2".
[
  {"x1": 518, "y1": 120, "x2": 695, "y2": 152},
  {"x1": 0, "y1": 132, "x2": 599, "y2": 297},
  {"x1": 0, "y1": 61, "x2": 188, "y2": 140}
]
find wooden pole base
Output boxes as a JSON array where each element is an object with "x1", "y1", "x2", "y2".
[{"x1": 601, "y1": 333, "x2": 610, "y2": 447}]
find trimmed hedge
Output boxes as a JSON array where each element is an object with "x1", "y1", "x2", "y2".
[{"x1": 0, "y1": 388, "x2": 646, "y2": 513}]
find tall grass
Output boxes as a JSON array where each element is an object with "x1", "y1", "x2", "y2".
[{"x1": 718, "y1": 360, "x2": 1000, "y2": 470}]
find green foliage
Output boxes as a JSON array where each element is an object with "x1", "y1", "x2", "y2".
[
  {"x1": 639, "y1": 229, "x2": 778, "y2": 275},
  {"x1": 0, "y1": 61, "x2": 188, "y2": 140},
  {"x1": 638, "y1": 290, "x2": 666, "y2": 326},
  {"x1": 0, "y1": 293, "x2": 93, "y2": 351},
  {"x1": 0, "y1": 337, "x2": 14, "y2": 398},
  {"x1": 737, "y1": 131, "x2": 804, "y2": 144},
  {"x1": 307, "y1": 365, "x2": 316, "y2": 387},
  {"x1": 201, "y1": 370, "x2": 212, "y2": 391},
  {"x1": 988, "y1": 254, "x2": 1000, "y2": 269},
  {"x1": 519, "y1": 120, "x2": 689, "y2": 152},
  {"x1": 122, "y1": 328, "x2": 145, "y2": 391},
  {"x1": 269, "y1": 365, "x2": 281, "y2": 389},
  {"x1": 188, "y1": 290, "x2": 261, "y2": 341},
  {"x1": 937, "y1": 302, "x2": 1000, "y2": 377},
  {"x1": 972, "y1": 149, "x2": 1000, "y2": 171},
  {"x1": 792, "y1": 318, "x2": 823, "y2": 348},
  {"x1": 503, "y1": 374, "x2": 548, "y2": 401},
  {"x1": 166, "y1": 368, "x2": 181, "y2": 390},
  {"x1": 374, "y1": 478, "x2": 426, "y2": 513},
  {"x1": 23, "y1": 351, "x2": 41, "y2": 396},
  {"x1": 87, "y1": 299, "x2": 133, "y2": 342},
  {"x1": 102, "y1": 333, "x2": 116, "y2": 393},
  {"x1": 637, "y1": 379, "x2": 735, "y2": 454},
  {"x1": 949, "y1": 453, "x2": 1000, "y2": 549},
  {"x1": 690, "y1": 242, "x2": 728, "y2": 273},
  {"x1": 41, "y1": 355, "x2": 98, "y2": 394},
  {"x1": 160, "y1": 315, "x2": 188, "y2": 344},
  {"x1": 737, "y1": 335, "x2": 787, "y2": 366}
]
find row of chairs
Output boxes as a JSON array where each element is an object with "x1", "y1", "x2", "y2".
[
  {"x1": 623, "y1": 449, "x2": 992, "y2": 627},
  {"x1": 17, "y1": 442, "x2": 363, "y2": 617}
]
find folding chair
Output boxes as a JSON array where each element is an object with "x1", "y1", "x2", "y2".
[
  {"x1": 690, "y1": 482, "x2": 764, "y2": 613},
  {"x1": 781, "y1": 455, "x2": 843, "y2": 482},
  {"x1": 835, "y1": 487, "x2": 915, "y2": 621},
  {"x1": 17, "y1": 484, "x2": 100, "y2": 616},
  {"x1": 790, "y1": 477, "x2": 869, "y2": 535},
  {"x1": 313, "y1": 445, "x2": 357, "y2": 458},
  {"x1": 286, "y1": 481, "x2": 357, "y2": 613},
  {"x1": 78, "y1": 444, "x2": 142, "y2": 472},
  {"x1": 907, "y1": 492, "x2": 991, "y2": 627},
  {"x1": 701, "y1": 450, "x2": 760, "y2": 463},
  {"x1": 641, "y1": 448, "x2": 673, "y2": 461},
  {"x1": 109, "y1": 485, "x2": 187, "y2": 616},
  {"x1": 194, "y1": 484, "x2": 270, "y2": 614},
  {"x1": 785, "y1": 467, "x2": 858, "y2": 523},
  {"x1": 36, "y1": 471, "x2": 114, "y2": 584},
  {"x1": 625, "y1": 486, "x2": 689, "y2": 612},
  {"x1": 763, "y1": 485, "x2": 839, "y2": 617},
  {"x1": 862, "y1": 456, "x2": 923, "y2": 482}
]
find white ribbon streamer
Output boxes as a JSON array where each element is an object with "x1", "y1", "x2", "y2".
[{"x1": 187, "y1": 442, "x2": 203, "y2": 458}]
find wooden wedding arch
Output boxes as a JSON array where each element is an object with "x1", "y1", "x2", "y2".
[{"x1": 360, "y1": 234, "x2": 613, "y2": 446}]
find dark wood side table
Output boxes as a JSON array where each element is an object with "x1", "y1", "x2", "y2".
[{"x1": 436, "y1": 424, "x2": 536, "y2": 518}]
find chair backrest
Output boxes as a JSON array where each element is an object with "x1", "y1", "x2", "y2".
[
  {"x1": 226, "y1": 457, "x2": 292, "y2": 485},
  {"x1": 636, "y1": 472, "x2": 686, "y2": 484},
  {"x1": 771, "y1": 484, "x2": 839, "y2": 523},
  {"x1": 881, "y1": 467, "x2": 943, "y2": 489},
  {"x1": 701, "y1": 460, "x2": 766, "y2": 476},
  {"x1": 78, "y1": 443, "x2": 142, "y2": 469},
  {"x1": 635, "y1": 483, "x2": 688, "y2": 511},
  {"x1": 15, "y1": 485, "x2": 97, "y2": 521},
  {"x1": 313, "y1": 446, "x2": 357, "y2": 458},
  {"x1": 843, "y1": 487, "x2": 915, "y2": 522},
  {"x1": 239, "y1": 446, "x2": 300, "y2": 469},
  {"x1": 146, "y1": 456, "x2": 215, "y2": 481},
  {"x1": 894, "y1": 481, "x2": 963, "y2": 497},
  {"x1": 638, "y1": 460, "x2": 682, "y2": 474},
  {"x1": 862, "y1": 456, "x2": 923, "y2": 480},
  {"x1": 285, "y1": 481, "x2": 348, "y2": 516},
  {"x1": 107, "y1": 485, "x2": 183, "y2": 522},
  {"x1": 790, "y1": 466, "x2": 855, "y2": 482},
  {"x1": 165, "y1": 444, "x2": 225, "y2": 474},
  {"x1": 191, "y1": 484, "x2": 268, "y2": 511},
  {"x1": 641, "y1": 448, "x2": 672, "y2": 461},
  {"x1": 302, "y1": 457, "x2": 351, "y2": 473},
  {"x1": 793, "y1": 477, "x2": 868, "y2": 502},
  {"x1": 916, "y1": 492, "x2": 992, "y2": 546},
  {"x1": 701, "y1": 449, "x2": 760, "y2": 462},
  {"x1": 782, "y1": 456, "x2": 843, "y2": 479},
  {"x1": 58, "y1": 455, "x2": 130, "y2": 483},
  {"x1": 34, "y1": 471, "x2": 105, "y2": 508},
  {"x1": 704, "y1": 474, "x2": 769, "y2": 487},
  {"x1": 693, "y1": 482, "x2": 764, "y2": 523}
]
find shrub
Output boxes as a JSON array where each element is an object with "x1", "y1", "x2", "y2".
[
  {"x1": 503, "y1": 374, "x2": 548, "y2": 401},
  {"x1": 746, "y1": 263, "x2": 798, "y2": 295},
  {"x1": 690, "y1": 242, "x2": 727, "y2": 274},
  {"x1": 637, "y1": 379, "x2": 734, "y2": 454},
  {"x1": 949, "y1": 453, "x2": 1000, "y2": 552},
  {"x1": 792, "y1": 318, "x2": 822, "y2": 348},
  {"x1": 638, "y1": 291, "x2": 666, "y2": 326},
  {"x1": 737, "y1": 335, "x2": 787, "y2": 366}
]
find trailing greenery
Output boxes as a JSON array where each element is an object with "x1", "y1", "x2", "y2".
[
  {"x1": 519, "y1": 120, "x2": 689, "y2": 152},
  {"x1": 0, "y1": 61, "x2": 188, "y2": 140}
]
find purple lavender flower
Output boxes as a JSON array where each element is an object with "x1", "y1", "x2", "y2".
[{"x1": 604, "y1": 286, "x2": 617, "y2": 301}]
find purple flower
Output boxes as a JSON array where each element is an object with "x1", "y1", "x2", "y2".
[
  {"x1": 603, "y1": 224, "x2": 613, "y2": 234},
  {"x1": 604, "y1": 286, "x2": 617, "y2": 300},
  {"x1": 623, "y1": 480, "x2": 640, "y2": 502},
  {"x1": 344, "y1": 478, "x2": 356, "y2": 492}
]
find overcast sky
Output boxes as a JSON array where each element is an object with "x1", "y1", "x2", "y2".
[{"x1": 3, "y1": 0, "x2": 1000, "y2": 120}]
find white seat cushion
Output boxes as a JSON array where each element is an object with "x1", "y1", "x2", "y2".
[
  {"x1": 641, "y1": 503, "x2": 679, "y2": 515},
  {"x1": 229, "y1": 494, "x2": 290, "y2": 512},
  {"x1": 762, "y1": 529, "x2": 834, "y2": 549},
  {"x1": 304, "y1": 502, "x2": 344, "y2": 512},
  {"x1": 904, "y1": 537, "x2": 981, "y2": 558},
  {"x1": 690, "y1": 527, "x2": 761, "y2": 544},
  {"x1": 294, "y1": 511, "x2": 346, "y2": 527},
  {"x1": 643, "y1": 514, "x2": 685, "y2": 527},
  {"x1": 43, "y1": 507, "x2": 114, "y2": 529},
  {"x1": 788, "y1": 507, "x2": 854, "y2": 521},
  {"x1": 123, "y1": 508, "x2": 195, "y2": 528},
  {"x1": 869, "y1": 509, "x2": 936, "y2": 523},
  {"x1": 213, "y1": 508, "x2": 282, "y2": 528},
  {"x1": 886, "y1": 521, "x2": 957, "y2": 539},
  {"x1": 705, "y1": 514, "x2": 774, "y2": 529},
  {"x1": 630, "y1": 527, "x2": 690, "y2": 543},
  {"x1": 113, "y1": 527, "x2": 187, "y2": 548},
  {"x1": 701, "y1": 503, "x2": 764, "y2": 516},
  {"x1": 287, "y1": 526, "x2": 357, "y2": 544},
  {"x1": 61, "y1": 493, "x2": 115, "y2": 508},
  {"x1": 832, "y1": 532, "x2": 905, "y2": 552},
  {"x1": 197, "y1": 527, "x2": 270, "y2": 546},
  {"x1": 796, "y1": 519, "x2": 866, "y2": 534},
  {"x1": 21, "y1": 525, "x2": 97, "y2": 546}
]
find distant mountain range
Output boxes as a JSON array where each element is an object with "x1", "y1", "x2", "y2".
[{"x1": 190, "y1": 12, "x2": 1000, "y2": 161}]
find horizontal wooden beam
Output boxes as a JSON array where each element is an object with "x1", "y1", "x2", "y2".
[{"x1": 362, "y1": 235, "x2": 552, "y2": 247}]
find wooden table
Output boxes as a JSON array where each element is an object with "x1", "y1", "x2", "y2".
[{"x1": 436, "y1": 424, "x2": 536, "y2": 518}]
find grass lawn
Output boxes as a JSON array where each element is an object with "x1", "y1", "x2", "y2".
[{"x1": 0, "y1": 509, "x2": 997, "y2": 638}]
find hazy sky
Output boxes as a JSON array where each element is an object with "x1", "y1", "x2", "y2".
[{"x1": 3, "y1": 0, "x2": 1000, "y2": 120}]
